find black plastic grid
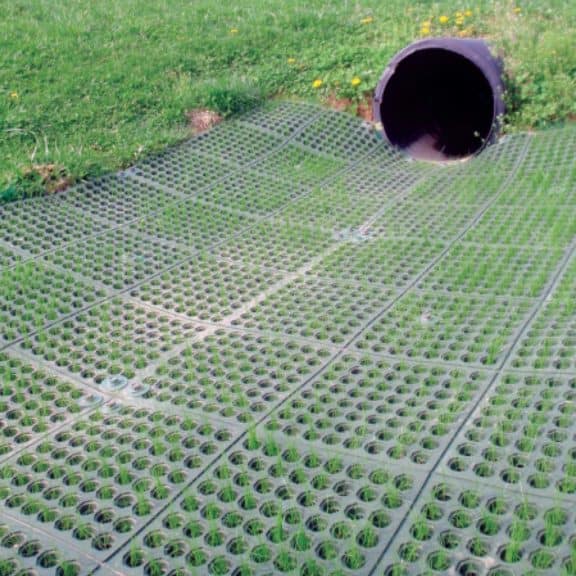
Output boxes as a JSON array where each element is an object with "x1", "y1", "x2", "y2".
[
  {"x1": 240, "y1": 101, "x2": 324, "y2": 138},
  {"x1": 336, "y1": 164, "x2": 428, "y2": 202},
  {"x1": 378, "y1": 475, "x2": 576, "y2": 576},
  {"x1": 0, "y1": 104, "x2": 573, "y2": 576},
  {"x1": 0, "y1": 517, "x2": 97, "y2": 575},
  {"x1": 280, "y1": 185, "x2": 388, "y2": 232},
  {"x1": 0, "y1": 195, "x2": 112, "y2": 256},
  {"x1": 0, "y1": 351, "x2": 100, "y2": 462},
  {"x1": 194, "y1": 169, "x2": 304, "y2": 216},
  {"x1": 437, "y1": 371, "x2": 576, "y2": 501},
  {"x1": 259, "y1": 353, "x2": 490, "y2": 471},
  {"x1": 0, "y1": 262, "x2": 106, "y2": 346},
  {"x1": 232, "y1": 276, "x2": 395, "y2": 345},
  {"x1": 355, "y1": 291, "x2": 533, "y2": 367},
  {"x1": 212, "y1": 219, "x2": 336, "y2": 273},
  {"x1": 366, "y1": 199, "x2": 481, "y2": 243},
  {"x1": 0, "y1": 404, "x2": 239, "y2": 572},
  {"x1": 519, "y1": 125, "x2": 576, "y2": 173},
  {"x1": 19, "y1": 299, "x2": 204, "y2": 386},
  {"x1": 405, "y1": 171, "x2": 507, "y2": 207},
  {"x1": 420, "y1": 242, "x2": 564, "y2": 298},
  {"x1": 127, "y1": 149, "x2": 237, "y2": 195},
  {"x1": 291, "y1": 110, "x2": 382, "y2": 162},
  {"x1": 140, "y1": 330, "x2": 334, "y2": 425},
  {"x1": 458, "y1": 132, "x2": 531, "y2": 175},
  {"x1": 65, "y1": 174, "x2": 183, "y2": 225},
  {"x1": 0, "y1": 243, "x2": 22, "y2": 270},
  {"x1": 104, "y1": 439, "x2": 422, "y2": 576},
  {"x1": 465, "y1": 204, "x2": 576, "y2": 248},
  {"x1": 309, "y1": 238, "x2": 447, "y2": 289},
  {"x1": 129, "y1": 254, "x2": 283, "y2": 323},
  {"x1": 186, "y1": 122, "x2": 288, "y2": 167},
  {"x1": 250, "y1": 145, "x2": 346, "y2": 187},
  {"x1": 135, "y1": 199, "x2": 252, "y2": 252},
  {"x1": 41, "y1": 228, "x2": 194, "y2": 291},
  {"x1": 493, "y1": 170, "x2": 576, "y2": 207},
  {"x1": 511, "y1": 254, "x2": 576, "y2": 372}
]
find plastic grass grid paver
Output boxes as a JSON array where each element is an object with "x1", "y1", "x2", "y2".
[
  {"x1": 19, "y1": 299, "x2": 204, "y2": 386},
  {"x1": 139, "y1": 330, "x2": 334, "y2": 425},
  {"x1": 0, "y1": 104, "x2": 575, "y2": 575},
  {"x1": 0, "y1": 194, "x2": 112, "y2": 257},
  {"x1": 105, "y1": 440, "x2": 422, "y2": 576},
  {"x1": 212, "y1": 218, "x2": 336, "y2": 273},
  {"x1": 134, "y1": 198, "x2": 252, "y2": 252},
  {"x1": 278, "y1": 160, "x2": 432, "y2": 230},
  {"x1": 520, "y1": 124, "x2": 576, "y2": 173},
  {"x1": 367, "y1": 199, "x2": 481, "y2": 243},
  {"x1": 41, "y1": 227, "x2": 194, "y2": 291},
  {"x1": 250, "y1": 144, "x2": 346, "y2": 187},
  {"x1": 0, "y1": 404, "x2": 239, "y2": 572},
  {"x1": 129, "y1": 254, "x2": 283, "y2": 323},
  {"x1": 185, "y1": 122, "x2": 288, "y2": 167},
  {"x1": 243, "y1": 104, "x2": 383, "y2": 163},
  {"x1": 355, "y1": 291, "x2": 534, "y2": 367},
  {"x1": 240, "y1": 101, "x2": 325, "y2": 138},
  {"x1": 465, "y1": 204, "x2": 576, "y2": 247},
  {"x1": 194, "y1": 169, "x2": 304, "y2": 216},
  {"x1": 437, "y1": 371, "x2": 576, "y2": 501},
  {"x1": 279, "y1": 183, "x2": 390, "y2": 232},
  {"x1": 291, "y1": 110, "x2": 383, "y2": 162},
  {"x1": 378, "y1": 475, "x2": 576, "y2": 576},
  {"x1": 490, "y1": 167, "x2": 576, "y2": 206},
  {"x1": 0, "y1": 351, "x2": 101, "y2": 460},
  {"x1": 126, "y1": 147, "x2": 238, "y2": 194},
  {"x1": 511, "y1": 253, "x2": 576, "y2": 372},
  {"x1": 0, "y1": 243, "x2": 22, "y2": 270},
  {"x1": 310, "y1": 237, "x2": 447, "y2": 289},
  {"x1": 231, "y1": 276, "x2": 394, "y2": 345},
  {"x1": 420, "y1": 242, "x2": 565, "y2": 298},
  {"x1": 336, "y1": 164, "x2": 429, "y2": 202},
  {"x1": 64, "y1": 173, "x2": 184, "y2": 225},
  {"x1": 406, "y1": 171, "x2": 509, "y2": 206},
  {"x1": 0, "y1": 262, "x2": 107, "y2": 346},
  {"x1": 0, "y1": 518, "x2": 96, "y2": 575},
  {"x1": 258, "y1": 353, "x2": 491, "y2": 471},
  {"x1": 459, "y1": 132, "x2": 531, "y2": 173}
]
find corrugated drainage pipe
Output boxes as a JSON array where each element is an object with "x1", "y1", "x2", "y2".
[{"x1": 373, "y1": 38, "x2": 505, "y2": 161}]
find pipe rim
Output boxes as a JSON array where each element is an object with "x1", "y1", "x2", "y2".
[{"x1": 373, "y1": 38, "x2": 506, "y2": 159}]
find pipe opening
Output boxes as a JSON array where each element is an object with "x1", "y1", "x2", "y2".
[{"x1": 378, "y1": 47, "x2": 498, "y2": 161}]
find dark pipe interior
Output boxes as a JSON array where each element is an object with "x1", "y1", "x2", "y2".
[{"x1": 380, "y1": 48, "x2": 495, "y2": 160}]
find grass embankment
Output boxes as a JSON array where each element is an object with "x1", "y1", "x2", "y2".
[{"x1": 1, "y1": 0, "x2": 575, "y2": 199}]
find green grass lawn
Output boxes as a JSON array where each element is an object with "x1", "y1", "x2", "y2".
[{"x1": 1, "y1": 0, "x2": 575, "y2": 199}]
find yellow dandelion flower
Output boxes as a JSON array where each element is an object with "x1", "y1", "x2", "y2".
[
  {"x1": 287, "y1": 58, "x2": 296, "y2": 64},
  {"x1": 465, "y1": 9, "x2": 473, "y2": 17},
  {"x1": 229, "y1": 28, "x2": 239, "y2": 34},
  {"x1": 422, "y1": 20, "x2": 432, "y2": 27},
  {"x1": 421, "y1": 26, "x2": 431, "y2": 36},
  {"x1": 455, "y1": 16, "x2": 465, "y2": 25},
  {"x1": 360, "y1": 16, "x2": 374, "y2": 25},
  {"x1": 351, "y1": 77, "x2": 362, "y2": 87},
  {"x1": 439, "y1": 15, "x2": 449, "y2": 24},
  {"x1": 312, "y1": 79, "x2": 323, "y2": 89},
  {"x1": 513, "y1": 7, "x2": 521, "y2": 14},
  {"x1": 9, "y1": 91, "x2": 19, "y2": 100},
  {"x1": 455, "y1": 11, "x2": 463, "y2": 18}
]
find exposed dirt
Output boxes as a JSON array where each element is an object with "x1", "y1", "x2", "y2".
[
  {"x1": 325, "y1": 93, "x2": 374, "y2": 123},
  {"x1": 24, "y1": 164, "x2": 71, "y2": 193},
  {"x1": 186, "y1": 109, "x2": 223, "y2": 134}
]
